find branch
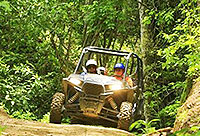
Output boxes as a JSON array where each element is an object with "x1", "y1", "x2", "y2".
[
  {"x1": 114, "y1": 38, "x2": 125, "y2": 64},
  {"x1": 106, "y1": 30, "x2": 114, "y2": 49},
  {"x1": 82, "y1": 23, "x2": 88, "y2": 48},
  {"x1": 137, "y1": 0, "x2": 151, "y2": 10},
  {"x1": 50, "y1": 32, "x2": 68, "y2": 74}
]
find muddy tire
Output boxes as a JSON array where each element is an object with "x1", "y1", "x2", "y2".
[
  {"x1": 117, "y1": 102, "x2": 133, "y2": 131},
  {"x1": 50, "y1": 92, "x2": 65, "y2": 124}
]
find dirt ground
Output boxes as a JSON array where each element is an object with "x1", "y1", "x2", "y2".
[{"x1": 0, "y1": 109, "x2": 133, "y2": 136}]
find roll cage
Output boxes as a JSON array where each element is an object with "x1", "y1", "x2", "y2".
[{"x1": 74, "y1": 46, "x2": 144, "y2": 91}]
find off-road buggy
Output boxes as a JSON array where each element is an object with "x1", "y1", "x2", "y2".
[{"x1": 50, "y1": 46, "x2": 144, "y2": 131}]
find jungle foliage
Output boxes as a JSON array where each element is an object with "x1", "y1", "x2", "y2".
[{"x1": 0, "y1": 0, "x2": 200, "y2": 130}]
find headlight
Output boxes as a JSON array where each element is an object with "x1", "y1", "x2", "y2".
[
  {"x1": 69, "y1": 78, "x2": 82, "y2": 86},
  {"x1": 109, "y1": 84, "x2": 123, "y2": 90}
]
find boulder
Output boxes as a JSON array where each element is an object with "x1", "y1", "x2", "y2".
[{"x1": 173, "y1": 81, "x2": 200, "y2": 132}]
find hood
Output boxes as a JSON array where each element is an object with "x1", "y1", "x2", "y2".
[{"x1": 69, "y1": 74, "x2": 122, "y2": 85}]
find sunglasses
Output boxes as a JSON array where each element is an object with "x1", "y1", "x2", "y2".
[{"x1": 87, "y1": 65, "x2": 97, "y2": 69}]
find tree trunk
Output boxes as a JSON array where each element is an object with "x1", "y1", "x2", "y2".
[{"x1": 138, "y1": 0, "x2": 154, "y2": 123}]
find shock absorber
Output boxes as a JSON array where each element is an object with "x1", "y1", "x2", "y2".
[
  {"x1": 68, "y1": 92, "x2": 79, "y2": 104},
  {"x1": 107, "y1": 97, "x2": 118, "y2": 110}
]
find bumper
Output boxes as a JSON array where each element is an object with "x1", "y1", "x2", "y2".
[{"x1": 80, "y1": 97, "x2": 104, "y2": 117}]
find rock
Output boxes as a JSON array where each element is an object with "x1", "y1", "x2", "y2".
[
  {"x1": 0, "y1": 108, "x2": 9, "y2": 118},
  {"x1": 173, "y1": 81, "x2": 200, "y2": 132}
]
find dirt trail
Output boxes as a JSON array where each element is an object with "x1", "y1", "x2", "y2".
[{"x1": 0, "y1": 109, "x2": 133, "y2": 136}]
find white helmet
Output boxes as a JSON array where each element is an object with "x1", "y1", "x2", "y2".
[
  {"x1": 86, "y1": 59, "x2": 97, "y2": 67},
  {"x1": 97, "y1": 67, "x2": 105, "y2": 75}
]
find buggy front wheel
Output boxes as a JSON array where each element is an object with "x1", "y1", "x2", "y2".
[
  {"x1": 50, "y1": 92, "x2": 65, "y2": 124},
  {"x1": 117, "y1": 101, "x2": 133, "y2": 131}
]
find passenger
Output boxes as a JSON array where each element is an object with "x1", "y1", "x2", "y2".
[
  {"x1": 81, "y1": 59, "x2": 97, "y2": 75},
  {"x1": 113, "y1": 63, "x2": 133, "y2": 87},
  {"x1": 97, "y1": 67, "x2": 108, "y2": 75}
]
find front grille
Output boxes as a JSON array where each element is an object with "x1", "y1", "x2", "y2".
[{"x1": 82, "y1": 83, "x2": 104, "y2": 96}]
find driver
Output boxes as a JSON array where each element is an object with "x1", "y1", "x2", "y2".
[
  {"x1": 81, "y1": 59, "x2": 97, "y2": 75},
  {"x1": 113, "y1": 63, "x2": 133, "y2": 87}
]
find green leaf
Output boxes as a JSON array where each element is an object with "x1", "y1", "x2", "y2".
[
  {"x1": 0, "y1": 1, "x2": 11, "y2": 11},
  {"x1": 190, "y1": 126, "x2": 200, "y2": 131},
  {"x1": 143, "y1": 16, "x2": 151, "y2": 25},
  {"x1": 148, "y1": 119, "x2": 160, "y2": 126},
  {"x1": 157, "y1": 50, "x2": 162, "y2": 56},
  {"x1": 129, "y1": 120, "x2": 146, "y2": 131}
]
